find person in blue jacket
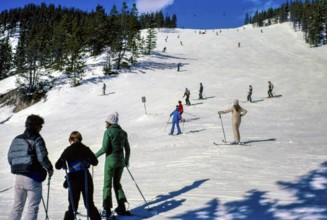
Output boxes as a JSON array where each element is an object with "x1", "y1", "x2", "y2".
[{"x1": 169, "y1": 106, "x2": 183, "y2": 135}]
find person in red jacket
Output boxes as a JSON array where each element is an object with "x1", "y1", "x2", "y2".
[{"x1": 178, "y1": 100, "x2": 183, "y2": 115}]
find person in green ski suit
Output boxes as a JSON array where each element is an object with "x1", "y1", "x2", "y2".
[{"x1": 95, "y1": 112, "x2": 131, "y2": 218}]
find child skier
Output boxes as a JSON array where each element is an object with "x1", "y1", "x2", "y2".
[
  {"x1": 178, "y1": 100, "x2": 184, "y2": 115},
  {"x1": 55, "y1": 131, "x2": 101, "y2": 220}
]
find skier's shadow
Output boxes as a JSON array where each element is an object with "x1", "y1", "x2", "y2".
[
  {"x1": 190, "y1": 102, "x2": 203, "y2": 106},
  {"x1": 243, "y1": 138, "x2": 276, "y2": 144},
  {"x1": 131, "y1": 179, "x2": 209, "y2": 218},
  {"x1": 187, "y1": 128, "x2": 206, "y2": 134}
]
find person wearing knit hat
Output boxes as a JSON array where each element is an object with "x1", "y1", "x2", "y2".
[
  {"x1": 95, "y1": 112, "x2": 131, "y2": 218},
  {"x1": 218, "y1": 100, "x2": 247, "y2": 144},
  {"x1": 106, "y1": 112, "x2": 119, "y2": 124}
]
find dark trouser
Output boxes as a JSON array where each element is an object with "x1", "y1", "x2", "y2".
[
  {"x1": 103, "y1": 158, "x2": 127, "y2": 212},
  {"x1": 64, "y1": 171, "x2": 101, "y2": 220},
  {"x1": 199, "y1": 92, "x2": 203, "y2": 99},
  {"x1": 268, "y1": 89, "x2": 273, "y2": 97},
  {"x1": 185, "y1": 96, "x2": 191, "y2": 105},
  {"x1": 247, "y1": 93, "x2": 252, "y2": 102}
]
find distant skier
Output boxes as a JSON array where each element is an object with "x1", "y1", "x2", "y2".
[
  {"x1": 238, "y1": 42, "x2": 241, "y2": 48},
  {"x1": 183, "y1": 88, "x2": 191, "y2": 106},
  {"x1": 247, "y1": 85, "x2": 253, "y2": 102},
  {"x1": 178, "y1": 100, "x2": 184, "y2": 115},
  {"x1": 162, "y1": 47, "x2": 166, "y2": 52},
  {"x1": 199, "y1": 83, "x2": 204, "y2": 100},
  {"x1": 180, "y1": 41, "x2": 183, "y2": 46},
  {"x1": 218, "y1": 99, "x2": 247, "y2": 144},
  {"x1": 169, "y1": 106, "x2": 183, "y2": 135},
  {"x1": 177, "y1": 63, "x2": 181, "y2": 72},
  {"x1": 102, "y1": 83, "x2": 106, "y2": 95},
  {"x1": 268, "y1": 81, "x2": 274, "y2": 98}
]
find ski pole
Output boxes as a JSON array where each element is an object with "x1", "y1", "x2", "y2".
[
  {"x1": 63, "y1": 159, "x2": 78, "y2": 220},
  {"x1": 219, "y1": 114, "x2": 227, "y2": 142},
  {"x1": 126, "y1": 167, "x2": 152, "y2": 211},
  {"x1": 164, "y1": 116, "x2": 171, "y2": 132},
  {"x1": 184, "y1": 111, "x2": 196, "y2": 117},
  {"x1": 41, "y1": 196, "x2": 50, "y2": 220},
  {"x1": 84, "y1": 168, "x2": 90, "y2": 220},
  {"x1": 45, "y1": 176, "x2": 51, "y2": 220}
]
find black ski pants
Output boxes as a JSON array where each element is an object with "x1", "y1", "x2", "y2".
[{"x1": 64, "y1": 171, "x2": 101, "y2": 220}]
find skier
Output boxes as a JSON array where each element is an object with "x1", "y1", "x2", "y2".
[
  {"x1": 55, "y1": 131, "x2": 101, "y2": 220},
  {"x1": 95, "y1": 112, "x2": 131, "y2": 219},
  {"x1": 268, "y1": 81, "x2": 274, "y2": 97},
  {"x1": 183, "y1": 88, "x2": 191, "y2": 106},
  {"x1": 199, "y1": 83, "x2": 204, "y2": 100},
  {"x1": 169, "y1": 106, "x2": 183, "y2": 135},
  {"x1": 103, "y1": 83, "x2": 106, "y2": 95},
  {"x1": 218, "y1": 99, "x2": 247, "y2": 144},
  {"x1": 178, "y1": 100, "x2": 184, "y2": 115},
  {"x1": 247, "y1": 85, "x2": 253, "y2": 102},
  {"x1": 7, "y1": 114, "x2": 54, "y2": 220},
  {"x1": 177, "y1": 63, "x2": 181, "y2": 72},
  {"x1": 162, "y1": 47, "x2": 166, "y2": 52}
]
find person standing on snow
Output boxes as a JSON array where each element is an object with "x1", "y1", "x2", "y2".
[
  {"x1": 169, "y1": 106, "x2": 183, "y2": 135},
  {"x1": 218, "y1": 100, "x2": 247, "y2": 144},
  {"x1": 178, "y1": 100, "x2": 184, "y2": 115},
  {"x1": 55, "y1": 131, "x2": 101, "y2": 220},
  {"x1": 95, "y1": 112, "x2": 131, "y2": 219},
  {"x1": 103, "y1": 83, "x2": 106, "y2": 95},
  {"x1": 247, "y1": 85, "x2": 253, "y2": 102},
  {"x1": 268, "y1": 81, "x2": 274, "y2": 98},
  {"x1": 199, "y1": 83, "x2": 204, "y2": 100},
  {"x1": 7, "y1": 114, "x2": 54, "y2": 220},
  {"x1": 177, "y1": 63, "x2": 181, "y2": 72},
  {"x1": 183, "y1": 88, "x2": 191, "y2": 106}
]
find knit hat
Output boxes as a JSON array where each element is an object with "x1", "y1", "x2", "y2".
[
  {"x1": 233, "y1": 99, "x2": 239, "y2": 105},
  {"x1": 106, "y1": 112, "x2": 119, "y2": 124}
]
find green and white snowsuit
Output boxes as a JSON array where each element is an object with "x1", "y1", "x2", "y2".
[{"x1": 95, "y1": 124, "x2": 130, "y2": 211}]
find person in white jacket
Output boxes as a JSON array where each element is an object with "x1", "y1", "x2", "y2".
[{"x1": 218, "y1": 99, "x2": 247, "y2": 144}]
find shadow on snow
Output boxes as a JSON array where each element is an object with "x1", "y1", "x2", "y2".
[{"x1": 132, "y1": 162, "x2": 327, "y2": 219}]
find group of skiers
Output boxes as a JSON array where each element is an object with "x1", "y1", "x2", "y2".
[
  {"x1": 169, "y1": 83, "x2": 204, "y2": 135},
  {"x1": 6, "y1": 79, "x2": 277, "y2": 219},
  {"x1": 7, "y1": 113, "x2": 130, "y2": 220},
  {"x1": 170, "y1": 81, "x2": 275, "y2": 144},
  {"x1": 247, "y1": 81, "x2": 275, "y2": 103}
]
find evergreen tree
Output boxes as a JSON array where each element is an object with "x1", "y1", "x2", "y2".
[
  {"x1": 145, "y1": 24, "x2": 157, "y2": 55},
  {"x1": 65, "y1": 17, "x2": 86, "y2": 87},
  {"x1": 0, "y1": 37, "x2": 13, "y2": 78},
  {"x1": 244, "y1": 12, "x2": 251, "y2": 25}
]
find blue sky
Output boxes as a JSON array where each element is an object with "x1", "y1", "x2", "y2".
[{"x1": 0, "y1": 0, "x2": 288, "y2": 29}]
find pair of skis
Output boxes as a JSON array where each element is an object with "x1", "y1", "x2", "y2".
[
  {"x1": 213, "y1": 139, "x2": 250, "y2": 146},
  {"x1": 216, "y1": 115, "x2": 250, "y2": 146}
]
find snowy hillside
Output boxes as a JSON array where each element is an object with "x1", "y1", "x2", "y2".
[{"x1": 1, "y1": 23, "x2": 327, "y2": 219}]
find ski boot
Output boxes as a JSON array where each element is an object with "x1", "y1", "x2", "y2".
[{"x1": 100, "y1": 209, "x2": 115, "y2": 220}]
